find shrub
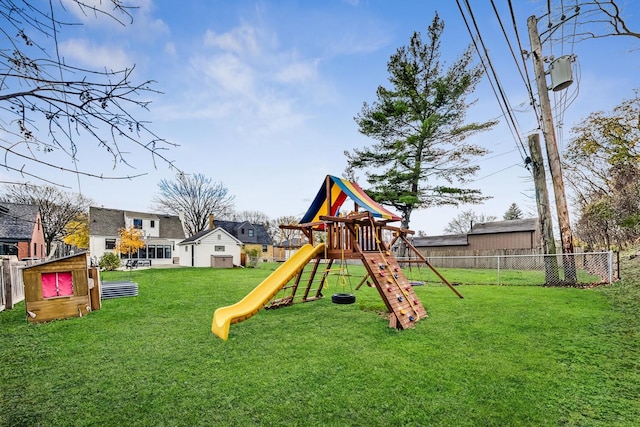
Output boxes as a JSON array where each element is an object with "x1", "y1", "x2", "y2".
[
  {"x1": 99, "y1": 252, "x2": 121, "y2": 271},
  {"x1": 245, "y1": 248, "x2": 260, "y2": 268}
]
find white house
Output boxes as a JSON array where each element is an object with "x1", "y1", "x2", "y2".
[
  {"x1": 177, "y1": 227, "x2": 242, "y2": 267},
  {"x1": 88, "y1": 207, "x2": 186, "y2": 266}
]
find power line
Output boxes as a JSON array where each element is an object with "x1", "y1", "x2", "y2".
[
  {"x1": 472, "y1": 162, "x2": 522, "y2": 182},
  {"x1": 507, "y1": 0, "x2": 541, "y2": 125},
  {"x1": 456, "y1": 0, "x2": 529, "y2": 163}
]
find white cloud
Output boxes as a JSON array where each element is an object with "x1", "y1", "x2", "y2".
[
  {"x1": 164, "y1": 42, "x2": 177, "y2": 57},
  {"x1": 203, "y1": 24, "x2": 260, "y2": 56},
  {"x1": 59, "y1": 39, "x2": 132, "y2": 71},
  {"x1": 274, "y1": 60, "x2": 319, "y2": 84},
  {"x1": 196, "y1": 53, "x2": 256, "y2": 95}
]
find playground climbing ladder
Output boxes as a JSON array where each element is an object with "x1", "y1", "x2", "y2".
[{"x1": 360, "y1": 251, "x2": 428, "y2": 330}]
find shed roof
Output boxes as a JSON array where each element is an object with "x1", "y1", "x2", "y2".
[
  {"x1": 411, "y1": 234, "x2": 468, "y2": 248},
  {"x1": 469, "y1": 218, "x2": 538, "y2": 235},
  {"x1": 0, "y1": 202, "x2": 40, "y2": 240}
]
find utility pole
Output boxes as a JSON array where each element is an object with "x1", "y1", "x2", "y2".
[
  {"x1": 527, "y1": 15, "x2": 577, "y2": 283},
  {"x1": 528, "y1": 133, "x2": 560, "y2": 284}
]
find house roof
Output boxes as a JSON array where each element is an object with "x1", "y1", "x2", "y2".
[
  {"x1": 89, "y1": 207, "x2": 124, "y2": 235},
  {"x1": 88, "y1": 207, "x2": 185, "y2": 239},
  {"x1": 469, "y1": 218, "x2": 538, "y2": 235},
  {"x1": 0, "y1": 202, "x2": 40, "y2": 241},
  {"x1": 179, "y1": 227, "x2": 242, "y2": 245},
  {"x1": 211, "y1": 220, "x2": 273, "y2": 245},
  {"x1": 411, "y1": 234, "x2": 468, "y2": 248}
]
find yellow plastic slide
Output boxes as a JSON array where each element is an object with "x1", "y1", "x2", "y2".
[{"x1": 212, "y1": 243, "x2": 325, "y2": 340}]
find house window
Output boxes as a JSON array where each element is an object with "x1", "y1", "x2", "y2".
[
  {"x1": 217, "y1": 234, "x2": 221, "y2": 240},
  {"x1": 0, "y1": 244, "x2": 17, "y2": 256},
  {"x1": 165, "y1": 245, "x2": 172, "y2": 259},
  {"x1": 42, "y1": 272, "x2": 73, "y2": 298},
  {"x1": 248, "y1": 229, "x2": 255, "y2": 237},
  {"x1": 262, "y1": 245, "x2": 268, "y2": 252},
  {"x1": 139, "y1": 246, "x2": 147, "y2": 258},
  {"x1": 105, "y1": 239, "x2": 116, "y2": 250},
  {"x1": 156, "y1": 246, "x2": 164, "y2": 259},
  {"x1": 133, "y1": 218, "x2": 143, "y2": 229},
  {"x1": 150, "y1": 220, "x2": 155, "y2": 228},
  {"x1": 240, "y1": 228, "x2": 245, "y2": 234},
  {"x1": 33, "y1": 242, "x2": 36, "y2": 256},
  {"x1": 147, "y1": 245, "x2": 156, "y2": 258},
  {"x1": 215, "y1": 246, "x2": 225, "y2": 252}
]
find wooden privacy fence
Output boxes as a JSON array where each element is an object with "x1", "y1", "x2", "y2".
[{"x1": 1, "y1": 257, "x2": 26, "y2": 311}]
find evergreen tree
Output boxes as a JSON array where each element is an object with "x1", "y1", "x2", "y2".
[
  {"x1": 345, "y1": 13, "x2": 496, "y2": 232},
  {"x1": 503, "y1": 203, "x2": 523, "y2": 220}
]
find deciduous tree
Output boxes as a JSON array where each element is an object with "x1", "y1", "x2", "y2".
[
  {"x1": 272, "y1": 215, "x2": 302, "y2": 245},
  {"x1": 153, "y1": 173, "x2": 235, "y2": 236},
  {"x1": 0, "y1": 0, "x2": 177, "y2": 186},
  {"x1": 345, "y1": 13, "x2": 496, "y2": 235},
  {"x1": 116, "y1": 226, "x2": 144, "y2": 261},
  {"x1": 1, "y1": 184, "x2": 92, "y2": 255},
  {"x1": 227, "y1": 210, "x2": 270, "y2": 225},
  {"x1": 444, "y1": 210, "x2": 497, "y2": 234},
  {"x1": 564, "y1": 92, "x2": 640, "y2": 249},
  {"x1": 63, "y1": 213, "x2": 89, "y2": 250}
]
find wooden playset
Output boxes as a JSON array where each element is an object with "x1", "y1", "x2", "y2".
[{"x1": 211, "y1": 175, "x2": 461, "y2": 340}]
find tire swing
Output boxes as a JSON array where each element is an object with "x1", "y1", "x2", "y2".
[
  {"x1": 331, "y1": 223, "x2": 356, "y2": 305},
  {"x1": 332, "y1": 292, "x2": 356, "y2": 304}
]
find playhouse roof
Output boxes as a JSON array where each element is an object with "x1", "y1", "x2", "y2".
[{"x1": 300, "y1": 175, "x2": 401, "y2": 224}]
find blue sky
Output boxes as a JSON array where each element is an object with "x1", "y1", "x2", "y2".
[{"x1": 10, "y1": 0, "x2": 640, "y2": 235}]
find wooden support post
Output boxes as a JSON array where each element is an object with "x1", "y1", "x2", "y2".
[
  {"x1": 355, "y1": 274, "x2": 371, "y2": 290},
  {"x1": 402, "y1": 236, "x2": 463, "y2": 299},
  {"x1": 528, "y1": 15, "x2": 577, "y2": 283},
  {"x1": 528, "y1": 133, "x2": 560, "y2": 284},
  {"x1": 3, "y1": 258, "x2": 13, "y2": 310}
]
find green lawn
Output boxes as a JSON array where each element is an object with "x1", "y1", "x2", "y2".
[{"x1": 1, "y1": 261, "x2": 639, "y2": 426}]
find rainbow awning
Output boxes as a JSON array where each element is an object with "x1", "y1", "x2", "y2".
[{"x1": 300, "y1": 175, "x2": 402, "y2": 225}]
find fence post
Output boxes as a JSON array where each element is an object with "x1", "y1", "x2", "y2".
[
  {"x1": 609, "y1": 251, "x2": 613, "y2": 284},
  {"x1": 497, "y1": 255, "x2": 501, "y2": 285},
  {"x1": 3, "y1": 258, "x2": 13, "y2": 309}
]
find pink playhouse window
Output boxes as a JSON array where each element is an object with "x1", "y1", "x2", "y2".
[{"x1": 41, "y1": 272, "x2": 73, "y2": 298}]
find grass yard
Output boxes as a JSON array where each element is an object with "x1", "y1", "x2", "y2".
[{"x1": 1, "y1": 259, "x2": 639, "y2": 426}]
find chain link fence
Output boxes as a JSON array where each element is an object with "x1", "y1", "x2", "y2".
[{"x1": 398, "y1": 251, "x2": 617, "y2": 286}]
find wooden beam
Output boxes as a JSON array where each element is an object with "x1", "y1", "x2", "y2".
[{"x1": 401, "y1": 236, "x2": 464, "y2": 299}]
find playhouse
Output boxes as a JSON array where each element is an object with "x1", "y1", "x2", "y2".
[
  {"x1": 212, "y1": 175, "x2": 461, "y2": 340},
  {"x1": 23, "y1": 252, "x2": 101, "y2": 323}
]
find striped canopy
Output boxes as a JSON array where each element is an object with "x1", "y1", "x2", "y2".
[{"x1": 299, "y1": 175, "x2": 401, "y2": 225}]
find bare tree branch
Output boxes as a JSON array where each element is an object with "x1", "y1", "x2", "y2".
[{"x1": 0, "y1": 0, "x2": 180, "y2": 188}]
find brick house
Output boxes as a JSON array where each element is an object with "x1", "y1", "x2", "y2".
[{"x1": 0, "y1": 203, "x2": 46, "y2": 260}]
